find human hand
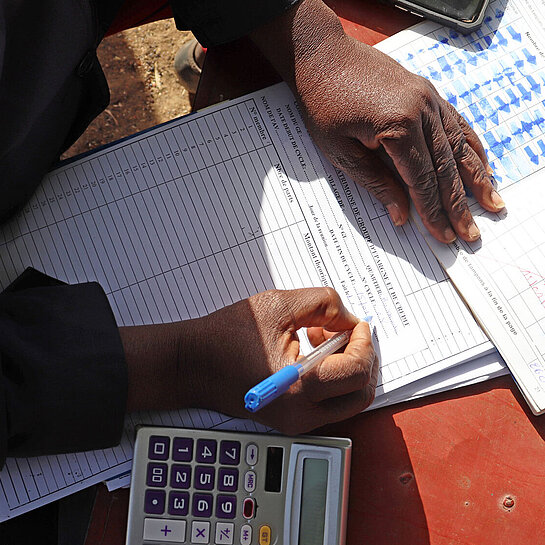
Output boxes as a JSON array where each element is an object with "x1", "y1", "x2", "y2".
[
  {"x1": 182, "y1": 288, "x2": 378, "y2": 434},
  {"x1": 250, "y1": 0, "x2": 505, "y2": 244},
  {"x1": 296, "y1": 37, "x2": 505, "y2": 243}
]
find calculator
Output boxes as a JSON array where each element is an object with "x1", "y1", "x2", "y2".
[{"x1": 125, "y1": 426, "x2": 352, "y2": 545}]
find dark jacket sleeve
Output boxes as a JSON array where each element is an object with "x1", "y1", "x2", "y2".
[
  {"x1": 0, "y1": 268, "x2": 127, "y2": 468},
  {"x1": 170, "y1": 0, "x2": 301, "y2": 47}
]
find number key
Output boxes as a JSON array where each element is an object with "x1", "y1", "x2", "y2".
[
  {"x1": 196, "y1": 439, "x2": 217, "y2": 463},
  {"x1": 218, "y1": 468, "x2": 238, "y2": 492},
  {"x1": 172, "y1": 437, "x2": 193, "y2": 462},
  {"x1": 194, "y1": 466, "x2": 215, "y2": 490},
  {"x1": 219, "y1": 441, "x2": 240, "y2": 465},
  {"x1": 146, "y1": 463, "x2": 167, "y2": 487}
]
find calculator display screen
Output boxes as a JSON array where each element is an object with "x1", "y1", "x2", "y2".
[{"x1": 298, "y1": 458, "x2": 329, "y2": 545}]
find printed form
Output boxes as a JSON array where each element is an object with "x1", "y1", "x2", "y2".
[
  {"x1": 0, "y1": 82, "x2": 492, "y2": 518},
  {"x1": 378, "y1": 0, "x2": 545, "y2": 414}
]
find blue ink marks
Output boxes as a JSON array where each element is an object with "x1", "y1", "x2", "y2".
[
  {"x1": 537, "y1": 140, "x2": 545, "y2": 156},
  {"x1": 449, "y1": 30, "x2": 459, "y2": 40},
  {"x1": 495, "y1": 126, "x2": 514, "y2": 152},
  {"x1": 444, "y1": 88, "x2": 458, "y2": 107},
  {"x1": 478, "y1": 98, "x2": 498, "y2": 126},
  {"x1": 437, "y1": 56, "x2": 453, "y2": 79},
  {"x1": 482, "y1": 34, "x2": 498, "y2": 51},
  {"x1": 437, "y1": 34, "x2": 449, "y2": 44},
  {"x1": 468, "y1": 79, "x2": 483, "y2": 100},
  {"x1": 524, "y1": 144, "x2": 540, "y2": 165},
  {"x1": 495, "y1": 9, "x2": 504, "y2": 19},
  {"x1": 453, "y1": 56, "x2": 466, "y2": 75},
  {"x1": 531, "y1": 107, "x2": 545, "y2": 132},
  {"x1": 523, "y1": 48, "x2": 537, "y2": 65},
  {"x1": 506, "y1": 25, "x2": 522, "y2": 41},
  {"x1": 427, "y1": 64, "x2": 442, "y2": 81},
  {"x1": 452, "y1": 79, "x2": 471, "y2": 105},
  {"x1": 517, "y1": 82, "x2": 533, "y2": 103},
  {"x1": 484, "y1": 131, "x2": 505, "y2": 157},
  {"x1": 505, "y1": 88, "x2": 521, "y2": 109},
  {"x1": 527, "y1": 75, "x2": 541, "y2": 95},
  {"x1": 494, "y1": 94, "x2": 511, "y2": 114},
  {"x1": 468, "y1": 103, "x2": 487, "y2": 131},
  {"x1": 493, "y1": 30, "x2": 508, "y2": 48}
]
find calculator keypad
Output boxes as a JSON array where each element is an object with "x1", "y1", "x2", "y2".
[{"x1": 140, "y1": 434, "x2": 260, "y2": 544}]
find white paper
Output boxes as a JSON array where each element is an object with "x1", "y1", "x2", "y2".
[
  {"x1": 0, "y1": 30, "x2": 507, "y2": 516},
  {"x1": 377, "y1": 0, "x2": 545, "y2": 413}
]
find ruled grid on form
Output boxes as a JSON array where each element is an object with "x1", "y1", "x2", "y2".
[
  {"x1": 377, "y1": 0, "x2": 545, "y2": 413},
  {"x1": 0, "y1": 81, "x2": 495, "y2": 518}
]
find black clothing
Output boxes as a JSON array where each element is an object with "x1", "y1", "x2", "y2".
[{"x1": 0, "y1": 0, "x2": 298, "y2": 465}]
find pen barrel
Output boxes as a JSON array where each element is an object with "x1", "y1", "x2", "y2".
[
  {"x1": 298, "y1": 330, "x2": 351, "y2": 376},
  {"x1": 244, "y1": 364, "x2": 301, "y2": 412}
]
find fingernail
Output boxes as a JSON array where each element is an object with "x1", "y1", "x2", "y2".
[
  {"x1": 387, "y1": 203, "x2": 403, "y2": 226},
  {"x1": 468, "y1": 222, "x2": 481, "y2": 240},
  {"x1": 491, "y1": 190, "x2": 505, "y2": 209},
  {"x1": 445, "y1": 227, "x2": 457, "y2": 243}
]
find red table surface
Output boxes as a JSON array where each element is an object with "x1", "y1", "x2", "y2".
[{"x1": 88, "y1": 2, "x2": 545, "y2": 544}]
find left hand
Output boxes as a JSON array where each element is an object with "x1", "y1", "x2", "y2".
[{"x1": 251, "y1": 0, "x2": 506, "y2": 244}]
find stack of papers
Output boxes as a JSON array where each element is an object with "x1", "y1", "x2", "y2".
[{"x1": 1, "y1": 0, "x2": 543, "y2": 520}]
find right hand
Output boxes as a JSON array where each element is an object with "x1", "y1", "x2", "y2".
[{"x1": 181, "y1": 287, "x2": 378, "y2": 434}]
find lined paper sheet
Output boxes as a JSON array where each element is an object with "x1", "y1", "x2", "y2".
[
  {"x1": 378, "y1": 0, "x2": 545, "y2": 413},
  {"x1": 0, "y1": 87, "x2": 493, "y2": 517}
]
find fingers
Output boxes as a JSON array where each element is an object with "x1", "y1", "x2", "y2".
[
  {"x1": 380, "y1": 124, "x2": 459, "y2": 243},
  {"x1": 328, "y1": 140, "x2": 409, "y2": 226},
  {"x1": 273, "y1": 286, "x2": 360, "y2": 332},
  {"x1": 302, "y1": 321, "x2": 376, "y2": 402},
  {"x1": 443, "y1": 103, "x2": 505, "y2": 213},
  {"x1": 424, "y1": 112, "x2": 479, "y2": 242}
]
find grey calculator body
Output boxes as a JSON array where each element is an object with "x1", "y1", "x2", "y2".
[{"x1": 125, "y1": 426, "x2": 351, "y2": 545}]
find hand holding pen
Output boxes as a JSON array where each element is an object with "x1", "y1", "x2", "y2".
[
  {"x1": 173, "y1": 287, "x2": 378, "y2": 435},
  {"x1": 245, "y1": 319, "x2": 373, "y2": 412}
]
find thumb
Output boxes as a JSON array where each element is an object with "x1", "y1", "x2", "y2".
[{"x1": 330, "y1": 140, "x2": 409, "y2": 226}]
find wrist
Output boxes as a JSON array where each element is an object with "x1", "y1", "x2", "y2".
[
  {"x1": 249, "y1": 0, "x2": 348, "y2": 93},
  {"x1": 122, "y1": 319, "x2": 204, "y2": 412}
]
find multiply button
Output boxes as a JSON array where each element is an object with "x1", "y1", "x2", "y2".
[
  {"x1": 240, "y1": 524, "x2": 252, "y2": 544},
  {"x1": 191, "y1": 521, "x2": 210, "y2": 544},
  {"x1": 245, "y1": 444, "x2": 258, "y2": 466},
  {"x1": 243, "y1": 471, "x2": 256, "y2": 493}
]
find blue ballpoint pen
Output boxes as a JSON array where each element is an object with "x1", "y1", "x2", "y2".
[{"x1": 244, "y1": 316, "x2": 373, "y2": 412}]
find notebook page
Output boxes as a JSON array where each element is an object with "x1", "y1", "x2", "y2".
[
  {"x1": 0, "y1": 82, "x2": 492, "y2": 518},
  {"x1": 377, "y1": 0, "x2": 545, "y2": 413}
]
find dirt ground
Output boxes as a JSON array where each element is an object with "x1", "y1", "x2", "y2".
[{"x1": 65, "y1": 19, "x2": 194, "y2": 158}]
